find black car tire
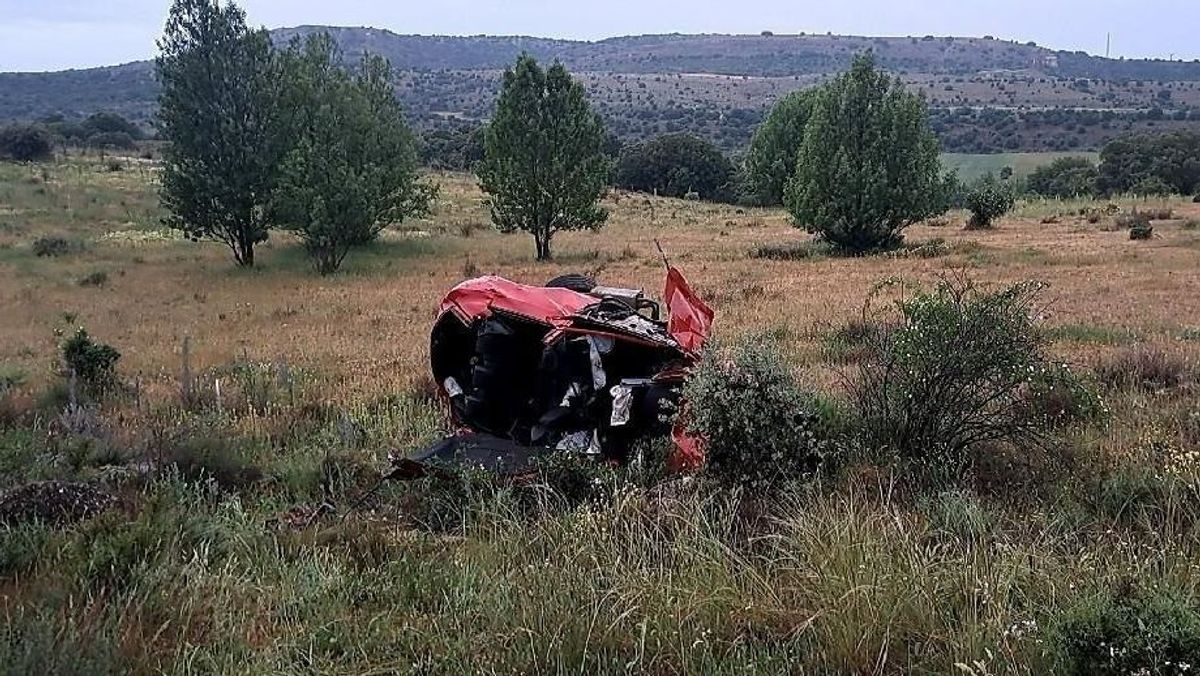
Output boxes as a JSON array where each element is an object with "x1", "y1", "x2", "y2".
[{"x1": 545, "y1": 273, "x2": 597, "y2": 293}]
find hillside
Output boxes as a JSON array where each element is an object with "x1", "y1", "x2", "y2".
[{"x1": 3, "y1": 29, "x2": 1200, "y2": 153}]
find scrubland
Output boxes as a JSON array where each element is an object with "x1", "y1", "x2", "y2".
[{"x1": 2, "y1": 156, "x2": 1200, "y2": 674}]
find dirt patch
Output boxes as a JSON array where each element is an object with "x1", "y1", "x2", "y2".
[{"x1": 0, "y1": 480, "x2": 119, "y2": 527}]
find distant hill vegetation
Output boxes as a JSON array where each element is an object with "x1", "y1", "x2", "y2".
[{"x1": 3, "y1": 29, "x2": 1200, "y2": 153}]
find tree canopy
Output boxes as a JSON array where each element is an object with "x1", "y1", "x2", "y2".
[
  {"x1": 785, "y1": 53, "x2": 944, "y2": 252},
  {"x1": 614, "y1": 133, "x2": 736, "y2": 202},
  {"x1": 1026, "y1": 157, "x2": 1098, "y2": 198},
  {"x1": 271, "y1": 34, "x2": 435, "y2": 274},
  {"x1": 1097, "y1": 131, "x2": 1200, "y2": 196},
  {"x1": 476, "y1": 55, "x2": 610, "y2": 261},
  {"x1": 156, "y1": 0, "x2": 287, "y2": 267},
  {"x1": 745, "y1": 89, "x2": 817, "y2": 205}
]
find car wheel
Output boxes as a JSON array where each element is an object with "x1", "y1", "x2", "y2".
[{"x1": 545, "y1": 273, "x2": 597, "y2": 293}]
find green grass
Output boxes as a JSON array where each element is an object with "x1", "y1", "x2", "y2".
[
  {"x1": 941, "y1": 151, "x2": 1099, "y2": 182},
  {"x1": 1047, "y1": 323, "x2": 1141, "y2": 345}
]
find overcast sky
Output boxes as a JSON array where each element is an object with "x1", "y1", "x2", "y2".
[{"x1": 1, "y1": 0, "x2": 1197, "y2": 72}]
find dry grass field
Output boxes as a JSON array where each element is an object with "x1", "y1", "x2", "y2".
[
  {"x1": 3, "y1": 158, "x2": 1198, "y2": 400},
  {"x1": 4, "y1": 155, "x2": 1200, "y2": 673}
]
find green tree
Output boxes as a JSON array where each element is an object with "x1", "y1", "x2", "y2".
[
  {"x1": 271, "y1": 34, "x2": 435, "y2": 275},
  {"x1": 1026, "y1": 156, "x2": 1098, "y2": 198},
  {"x1": 0, "y1": 124, "x2": 54, "y2": 161},
  {"x1": 785, "y1": 53, "x2": 944, "y2": 252},
  {"x1": 1097, "y1": 131, "x2": 1200, "y2": 196},
  {"x1": 477, "y1": 55, "x2": 610, "y2": 261},
  {"x1": 614, "y1": 133, "x2": 736, "y2": 201},
  {"x1": 155, "y1": 0, "x2": 286, "y2": 267},
  {"x1": 81, "y1": 112, "x2": 143, "y2": 140},
  {"x1": 745, "y1": 89, "x2": 817, "y2": 205}
]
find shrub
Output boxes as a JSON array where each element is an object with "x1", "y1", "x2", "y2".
[
  {"x1": 963, "y1": 176, "x2": 1016, "y2": 229},
  {"x1": 60, "y1": 328, "x2": 121, "y2": 393},
  {"x1": 77, "y1": 270, "x2": 108, "y2": 287},
  {"x1": 1026, "y1": 156, "x2": 1099, "y2": 198},
  {"x1": 0, "y1": 124, "x2": 54, "y2": 162},
  {"x1": 1097, "y1": 346, "x2": 1191, "y2": 391},
  {"x1": 1053, "y1": 585, "x2": 1200, "y2": 674},
  {"x1": 1130, "y1": 223, "x2": 1153, "y2": 240},
  {"x1": 32, "y1": 236, "x2": 72, "y2": 257},
  {"x1": 851, "y1": 278, "x2": 1061, "y2": 466},
  {"x1": 682, "y1": 340, "x2": 825, "y2": 485}
]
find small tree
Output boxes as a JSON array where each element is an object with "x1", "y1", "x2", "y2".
[
  {"x1": 614, "y1": 133, "x2": 736, "y2": 201},
  {"x1": 0, "y1": 124, "x2": 54, "y2": 162},
  {"x1": 785, "y1": 53, "x2": 943, "y2": 252},
  {"x1": 477, "y1": 55, "x2": 610, "y2": 261},
  {"x1": 745, "y1": 89, "x2": 817, "y2": 205},
  {"x1": 271, "y1": 34, "x2": 435, "y2": 274},
  {"x1": 156, "y1": 0, "x2": 287, "y2": 267},
  {"x1": 964, "y1": 175, "x2": 1016, "y2": 229}
]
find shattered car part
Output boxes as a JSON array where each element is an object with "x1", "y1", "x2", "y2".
[{"x1": 398, "y1": 267, "x2": 713, "y2": 477}]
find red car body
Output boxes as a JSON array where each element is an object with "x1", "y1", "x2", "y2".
[{"x1": 398, "y1": 267, "x2": 713, "y2": 476}]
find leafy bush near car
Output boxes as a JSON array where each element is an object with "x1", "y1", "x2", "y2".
[{"x1": 682, "y1": 340, "x2": 826, "y2": 485}]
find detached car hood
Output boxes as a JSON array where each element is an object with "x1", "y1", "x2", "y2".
[{"x1": 394, "y1": 267, "x2": 713, "y2": 478}]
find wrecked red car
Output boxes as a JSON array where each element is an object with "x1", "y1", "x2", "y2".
[{"x1": 395, "y1": 266, "x2": 713, "y2": 477}]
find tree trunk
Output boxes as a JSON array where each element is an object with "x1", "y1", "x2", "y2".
[
  {"x1": 534, "y1": 229, "x2": 553, "y2": 261},
  {"x1": 234, "y1": 235, "x2": 255, "y2": 267}
]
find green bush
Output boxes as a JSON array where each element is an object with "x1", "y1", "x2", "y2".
[
  {"x1": 851, "y1": 278, "x2": 1061, "y2": 466},
  {"x1": 1026, "y1": 156, "x2": 1099, "y2": 198},
  {"x1": 60, "y1": 328, "x2": 121, "y2": 393},
  {"x1": 1130, "y1": 223, "x2": 1154, "y2": 240},
  {"x1": 964, "y1": 175, "x2": 1016, "y2": 229},
  {"x1": 32, "y1": 236, "x2": 72, "y2": 257},
  {"x1": 682, "y1": 340, "x2": 825, "y2": 485},
  {"x1": 1054, "y1": 585, "x2": 1200, "y2": 674},
  {"x1": 0, "y1": 124, "x2": 54, "y2": 162},
  {"x1": 614, "y1": 133, "x2": 737, "y2": 202}
]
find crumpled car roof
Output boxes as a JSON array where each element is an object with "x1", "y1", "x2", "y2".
[
  {"x1": 437, "y1": 268, "x2": 714, "y2": 355},
  {"x1": 439, "y1": 275, "x2": 595, "y2": 330}
]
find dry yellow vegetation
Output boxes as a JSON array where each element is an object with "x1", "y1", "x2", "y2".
[{"x1": 3, "y1": 161, "x2": 1199, "y2": 401}]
